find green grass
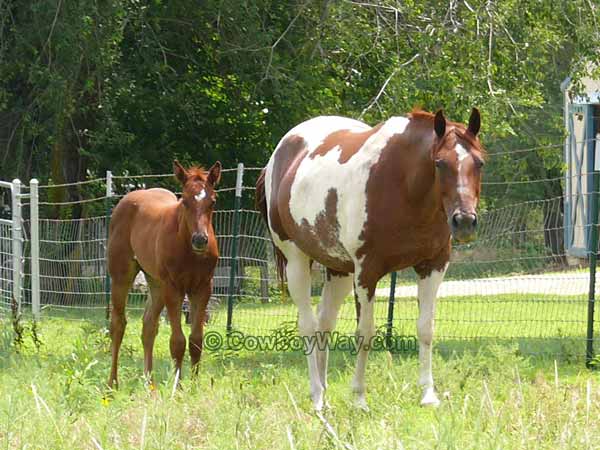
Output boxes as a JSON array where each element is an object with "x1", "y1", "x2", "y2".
[
  {"x1": 1, "y1": 305, "x2": 600, "y2": 449},
  {"x1": 35, "y1": 290, "x2": 596, "y2": 358},
  {"x1": 205, "y1": 292, "x2": 593, "y2": 358},
  {"x1": 36, "y1": 291, "x2": 594, "y2": 358}
]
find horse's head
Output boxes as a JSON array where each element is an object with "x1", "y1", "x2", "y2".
[
  {"x1": 432, "y1": 108, "x2": 485, "y2": 243},
  {"x1": 174, "y1": 159, "x2": 221, "y2": 253}
]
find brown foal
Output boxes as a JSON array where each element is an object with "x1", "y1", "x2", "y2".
[{"x1": 107, "y1": 160, "x2": 221, "y2": 387}]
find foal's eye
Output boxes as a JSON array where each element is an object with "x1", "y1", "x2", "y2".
[{"x1": 474, "y1": 159, "x2": 485, "y2": 169}]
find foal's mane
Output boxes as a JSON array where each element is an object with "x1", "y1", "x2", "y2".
[{"x1": 185, "y1": 166, "x2": 207, "y2": 182}]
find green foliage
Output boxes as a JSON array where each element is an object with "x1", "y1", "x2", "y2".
[{"x1": 0, "y1": 0, "x2": 599, "y2": 214}]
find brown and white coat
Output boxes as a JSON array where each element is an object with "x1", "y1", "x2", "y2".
[{"x1": 257, "y1": 109, "x2": 484, "y2": 410}]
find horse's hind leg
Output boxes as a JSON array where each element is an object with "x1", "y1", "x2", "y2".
[
  {"x1": 142, "y1": 275, "x2": 164, "y2": 381},
  {"x1": 282, "y1": 244, "x2": 323, "y2": 409},
  {"x1": 107, "y1": 249, "x2": 139, "y2": 388},
  {"x1": 351, "y1": 277, "x2": 376, "y2": 411},
  {"x1": 316, "y1": 272, "x2": 353, "y2": 391}
]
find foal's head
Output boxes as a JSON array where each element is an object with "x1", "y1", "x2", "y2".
[
  {"x1": 432, "y1": 109, "x2": 485, "y2": 242},
  {"x1": 174, "y1": 160, "x2": 222, "y2": 253}
]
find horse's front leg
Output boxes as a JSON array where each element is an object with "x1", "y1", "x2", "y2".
[
  {"x1": 164, "y1": 287, "x2": 186, "y2": 381},
  {"x1": 188, "y1": 282, "x2": 211, "y2": 377},
  {"x1": 415, "y1": 265, "x2": 447, "y2": 407}
]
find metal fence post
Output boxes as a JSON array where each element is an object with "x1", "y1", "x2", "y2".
[
  {"x1": 11, "y1": 179, "x2": 22, "y2": 315},
  {"x1": 586, "y1": 168, "x2": 599, "y2": 368},
  {"x1": 105, "y1": 171, "x2": 113, "y2": 320},
  {"x1": 386, "y1": 271, "x2": 397, "y2": 348},
  {"x1": 226, "y1": 163, "x2": 244, "y2": 333},
  {"x1": 30, "y1": 179, "x2": 40, "y2": 319}
]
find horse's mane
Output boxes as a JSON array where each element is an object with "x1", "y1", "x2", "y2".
[{"x1": 408, "y1": 108, "x2": 435, "y2": 122}]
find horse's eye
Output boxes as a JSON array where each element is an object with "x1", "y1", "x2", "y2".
[{"x1": 475, "y1": 159, "x2": 485, "y2": 169}]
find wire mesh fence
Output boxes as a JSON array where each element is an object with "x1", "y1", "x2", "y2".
[
  {"x1": 0, "y1": 155, "x2": 599, "y2": 360},
  {"x1": 0, "y1": 219, "x2": 12, "y2": 311}
]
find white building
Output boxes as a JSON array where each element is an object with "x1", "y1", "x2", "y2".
[{"x1": 561, "y1": 71, "x2": 600, "y2": 258}]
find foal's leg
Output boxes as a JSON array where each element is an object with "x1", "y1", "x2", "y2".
[
  {"x1": 416, "y1": 267, "x2": 446, "y2": 407},
  {"x1": 188, "y1": 282, "x2": 211, "y2": 377},
  {"x1": 163, "y1": 287, "x2": 186, "y2": 380},
  {"x1": 316, "y1": 273, "x2": 353, "y2": 391},
  {"x1": 107, "y1": 261, "x2": 138, "y2": 388},
  {"x1": 284, "y1": 247, "x2": 323, "y2": 410},
  {"x1": 351, "y1": 282, "x2": 375, "y2": 411},
  {"x1": 141, "y1": 276, "x2": 164, "y2": 381}
]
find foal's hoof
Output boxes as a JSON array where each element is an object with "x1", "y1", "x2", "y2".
[{"x1": 420, "y1": 388, "x2": 440, "y2": 407}]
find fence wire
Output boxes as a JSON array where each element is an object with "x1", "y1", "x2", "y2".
[
  {"x1": 0, "y1": 163, "x2": 598, "y2": 359},
  {"x1": 0, "y1": 220, "x2": 12, "y2": 311}
]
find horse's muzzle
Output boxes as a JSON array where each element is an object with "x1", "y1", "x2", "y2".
[
  {"x1": 450, "y1": 211, "x2": 477, "y2": 243},
  {"x1": 191, "y1": 232, "x2": 209, "y2": 253}
]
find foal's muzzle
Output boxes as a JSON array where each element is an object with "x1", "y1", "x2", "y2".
[
  {"x1": 191, "y1": 232, "x2": 209, "y2": 253},
  {"x1": 450, "y1": 211, "x2": 478, "y2": 243}
]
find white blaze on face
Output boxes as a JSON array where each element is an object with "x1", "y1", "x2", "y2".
[
  {"x1": 455, "y1": 143, "x2": 469, "y2": 162},
  {"x1": 455, "y1": 143, "x2": 470, "y2": 196},
  {"x1": 194, "y1": 190, "x2": 207, "y2": 202}
]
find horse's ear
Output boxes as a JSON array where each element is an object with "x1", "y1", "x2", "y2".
[
  {"x1": 467, "y1": 108, "x2": 480, "y2": 136},
  {"x1": 173, "y1": 160, "x2": 188, "y2": 184},
  {"x1": 434, "y1": 110, "x2": 446, "y2": 138},
  {"x1": 208, "y1": 161, "x2": 222, "y2": 186}
]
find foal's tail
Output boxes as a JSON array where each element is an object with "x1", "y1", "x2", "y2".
[{"x1": 255, "y1": 168, "x2": 288, "y2": 285}]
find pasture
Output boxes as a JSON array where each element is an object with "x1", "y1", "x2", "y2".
[
  {"x1": 1, "y1": 291, "x2": 599, "y2": 450},
  {"x1": 1, "y1": 162, "x2": 599, "y2": 449}
]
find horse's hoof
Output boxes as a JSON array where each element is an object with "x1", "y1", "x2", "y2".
[
  {"x1": 312, "y1": 395, "x2": 324, "y2": 412},
  {"x1": 420, "y1": 388, "x2": 440, "y2": 407},
  {"x1": 354, "y1": 395, "x2": 370, "y2": 412}
]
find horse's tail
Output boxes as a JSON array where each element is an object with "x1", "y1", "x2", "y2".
[
  {"x1": 255, "y1": 168, "x2": 288, "y2": 287},
  {"x1": 255, "y1": 168, "x2": 269, "y2": 229}
]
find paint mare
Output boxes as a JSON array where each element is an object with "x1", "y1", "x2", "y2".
[
  {"x1": 107, "y1": 160, "x2": 221, "y2": 387},
  {"x1": 256, "y1": 109, "x2": 485, "y2": 410}
]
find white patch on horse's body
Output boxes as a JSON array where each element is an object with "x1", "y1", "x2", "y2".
[
  {"x1": 287, "y1": 115, "x2": 370, "y2": 151},
  {"x1": 286, "y1": 116, "x2": 410, "y2": 262},
  {"x1": 194, "y1": 190, "x2": 206, "y2": 202}
]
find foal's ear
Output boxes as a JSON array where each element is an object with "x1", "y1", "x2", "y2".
[
  {"x1": 173, "y1": 160, "x2": 188, "y2": 184},
  {"x1": 467, "y1": 108, "x2": 481, "y2": 136},
  {"x1": 207, "y1": 161, "x2": 222, "y2": 186},
  {"x1": 434, "y1": 110, "x2": 446, "y2": 138}
]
